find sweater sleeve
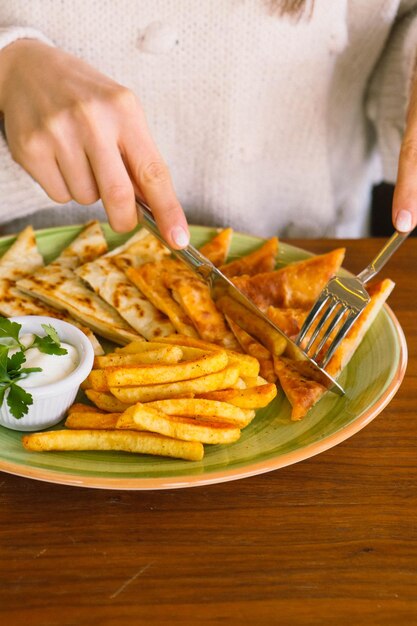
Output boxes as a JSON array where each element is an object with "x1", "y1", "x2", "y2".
[
  {"x1": 366, "y1": 3, "x2": 417, "y2": 184},
  {"x1": 0, "y1": 26, "x2": 59, "y2": 224}
]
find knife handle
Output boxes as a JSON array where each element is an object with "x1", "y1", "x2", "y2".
[{"x1": 135, "y1": 199, "x2": 214, "y2": 279}]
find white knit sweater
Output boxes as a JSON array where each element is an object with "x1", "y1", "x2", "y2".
[{"x1": 0, "y1": 0, "x2": 416, "y2": 238}]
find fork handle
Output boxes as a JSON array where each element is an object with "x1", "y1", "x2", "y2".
[
  {"x1": 135, "y1": 198, "x2": 214, "y2": 279},
  {"x1": 356, "y1": 230, "x2": 409, "y2": 283}
]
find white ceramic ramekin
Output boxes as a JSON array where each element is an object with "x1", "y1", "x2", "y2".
[{"x1": 0, "y1": 316, "x2": 94, "y2": 432}]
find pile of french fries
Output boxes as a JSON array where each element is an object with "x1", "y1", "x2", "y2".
[{"x1": 23, "y1": 336, "x2": 277, "y2": 461}]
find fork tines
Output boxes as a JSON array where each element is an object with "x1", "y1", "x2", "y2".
[{"x1": 296, "y1": 290, "x2": 362, "y2": 368}]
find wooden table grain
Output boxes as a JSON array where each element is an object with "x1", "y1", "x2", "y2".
[{"x1": 1, "y1": 238, "x2": 416, "y2": 626}]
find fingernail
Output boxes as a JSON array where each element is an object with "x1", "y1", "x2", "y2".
[
  {"x1": 171, "y1": 226, "x2": 189, "y2": 248},
  {"x1": 395, "y1": 209, "x2": 413, "y2": 232}
]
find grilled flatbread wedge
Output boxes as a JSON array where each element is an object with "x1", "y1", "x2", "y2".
[
  {"x1": 0, "y1": 226, "x2": 103, "y2": 354},
  {"x1": 266, "y1": 306, "x2": 307, "y2": 339},
  {"x1": 220, "y1": 237, "x2": 278, "y2": 278},
  {"x1": 225, "y1": 315, "x2": 276, "y2": 382},
  {"x1": 0, "y1": 225, "x2": 44, "y2": 279},
  {"x1": 232, "y1": 248, "x2": 345, "y2": 310},
  {"x1": 108, "y1": 229, "x2": 170, "y2": 273},
  {"x1": 126, "y1": 260, "x2": 199, "y2": 337},
  {"x1": 199, "y1": 228, "x2": 233, "y2": 266},
  {"x1": 50, "y1": 220, "x2": 108, "y2": 269},
  {"x1": 162, "y1": 264, "x2": 239, "y2": 349},
  {"x1": 17, "y1": 265, "x2": 139, "y2": 344},
  {"x1": 76, "y1": 231, "x2": 174, "y2": 340},
  {"x1": 274, "y1": 278, "x2": 394, "y2": 420},
  {"x1": 15, "y1": 224, "x2": 139, "y2": 344},
  {"x1": 274, "y1": 356, "x2": 327, "y2": 421},
  {"x1": 325, "y1": 279, "x2": 395, "y2": 378}
]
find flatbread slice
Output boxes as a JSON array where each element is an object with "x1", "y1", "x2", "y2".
[
  {"x1": 50, "y1": 220, "x2": 108, "y2": 269},
  {"x1": 76, "y1": 255, "x2": 174, "y2": 340},
  {"x1": 274, "y1": 356, "x2": 327, "y2": 421},
  {"x1": 232, "y1": 248, "x2": 345, "y2": 310},
  {"x1": 225, "y1": 315, "x2": 275, "y2": 381},
  {"x1": 266, "y1": 306, "x2": 308, "y2": 338},
  {"x1": 325, "y1": 279, "x2": 395, "y2": 377},
  {"x1": 16, "y1": 221, "x2": 139, "y2": 343},
  {"x1": 107, "y1": 229, "x2": 170, "y2": 273},
  {"x1": 0, "y1": 225, "x2": 44, "y2": 280},
  {"x1": 126, "y1": 260, "x2": 199, "y2": 337},
  {"x1": 199, "y1": 228, "x2": 233, "y2": 266},
  {"x1": 0, "y1": 282, "x2": 103, "y2": 355},
  {"x1": 0, "y1": 225, "x2": 103, "y2": 354},
  {"x1": 16, "y1": 264, "x2": 139, "y2": 344},
  {"x1": 219, "y1": 237, "x2": 278, "y2": 278},
  {"x1": 163, "y1": 267, "x2": 239, "y2": 349},
  {"x1": 274, "y1": 278, "x2": 395, "y2": 420}
]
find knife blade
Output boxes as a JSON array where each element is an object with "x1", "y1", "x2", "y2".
[{"x1": 136, "y1": 199, "x2": 345, "y2": 395}]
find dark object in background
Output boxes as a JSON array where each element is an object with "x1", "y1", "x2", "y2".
[{"x1": 371, "y1": 183, "x2": 417, "y2": 237}]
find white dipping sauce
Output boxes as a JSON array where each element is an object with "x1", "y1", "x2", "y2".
[{"x1": 9, "y1": 333, "x2": 79, "y2": 388}]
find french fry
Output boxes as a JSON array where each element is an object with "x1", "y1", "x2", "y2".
[
  {"x1": 144, "y1": 398, "x2": 255, "y2": 427},
  {"x1": 94, "y1": 345, "x2": 183, "y2": 367},
  {"x1": 216, "y1": 295, "x2": 287, "y2": 356},
  {"x1": 109, "y1": 365, "x2": 240, "y2": 403},
  {"x1": 116, "y1": 341, "x2": 207, "y2": 361},
  {"x1": 81, "y1": 369, "x2": 109, "y2": 392},
  {"x1": 85, "y1": 389, "x2": 133, "y2": 413},
  {"x1": 196, "y1": 382, "x2": 277, "y2": 409},
  {"x1": 105, "y1": 350, "x2": 229, "y2": 387},
  {"x1": 121, "y1": 404, "x2": 241, "y2": 444},
  {"x1": 65, "y1": 412, "x2": 121, "y2": 429},
  {"x1": 178, "y1": 346, "x2": 208, "y2": 360},
  {"x1": 114, "y1": 340, "x2": 178, "y2": 354},
  {"x1": 22, "y1": 429, "x2": 204, "y2": 461},
  {"x1": 67, "y1": 403, "x2": 102, "y2": 414},
  {"x1": 156, "y1": 334, "x2": 221, "y2": 351},
  {"x1": 156, "y1": 335, "x2": 260, "y2": 378},
  {"x1": 115, "y1": 411, "x2": 140, "y2": 430}
]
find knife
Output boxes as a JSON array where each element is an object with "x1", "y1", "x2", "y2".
[{"x1": 136, "y1": 199, "x2": 345, "y2": 396}]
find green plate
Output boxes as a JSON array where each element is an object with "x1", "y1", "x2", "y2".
[{"x1": 0, "y1": 225, "x2": 408, "y2": 489}]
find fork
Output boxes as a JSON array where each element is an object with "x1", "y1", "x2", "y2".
[{"x1": 295, "y1": 230, "x2": 409, "y2": 369}]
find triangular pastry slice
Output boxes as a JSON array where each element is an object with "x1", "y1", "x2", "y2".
[
  {"x1": 274, "y1": 356, "x2": 327, "y2": 421},
  {"x1": 50, "y1": 220, "x2": 108, "y2": 269},
  {"x1": 274, "y1": 278, "x2": 395, "y2": 420},
  {"x1": 199, "y1": 228, "x2": 233, "y2": 267},
  {"x1": 220, "y1": 237, "x2": 278, "y2": 278},
  {"x1": 232, "y1": 248, "x2": 345, "y2": 310},
  {"x1": 109, "y1": 229, "x2": 170, "y2": 273},
  {"x1": 266, "y1": 306, "x2": 308, "y2": 339},
  {"x1": 76, "y1": 231, "x2": 174, "y2": 340},
  {"x1": 126, "y1": 260, "x2": 199, "y2": 337},
  {"x1": 0, "y1": 226, "x2": 103, "y2": 354},
  {"x1": 163, "y1": 266, "x2": 239, "y2": 349},
  {"x1": 16, "y1": 224, "x2": 139, "y2": 344},
  {"x1": 325, "y1": 278, "x2": 395, "y2": 377}
]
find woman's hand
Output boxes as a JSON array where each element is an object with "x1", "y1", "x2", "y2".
[
  {"x1": 392, "y1": 76, "x2": 417, "y2": 234},
  {"x1": 0, "y1": 39, "x2": 189, "y2": 248}
]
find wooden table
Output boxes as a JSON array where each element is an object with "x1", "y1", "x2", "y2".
[{"x1": 1, "y1": 238, "x2": 416, "y2": 626}]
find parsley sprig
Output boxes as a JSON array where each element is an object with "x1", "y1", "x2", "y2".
[{"x1": 0, "y1": 318, "x2": 68, "y2": 419}]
